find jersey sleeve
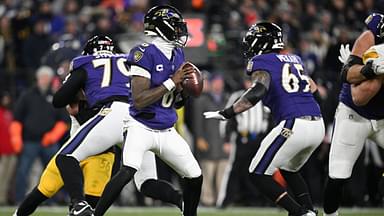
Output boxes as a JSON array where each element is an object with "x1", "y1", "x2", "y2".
[
  {"x1": 53, "y1": 68, "x2": 87, "y2": 108},
  {"x1": 246, "y1": 55, "x2": 272, "y2": 75},
  {"x1": 127, "y1": 44, "x2": 153, "y2": 73}
]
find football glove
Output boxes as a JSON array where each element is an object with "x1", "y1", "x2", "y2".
[
  {"x1": 338, "y1": 44, "x2": 351, "y2": 64},
  {"x1": 203, "y1": 111, "x2": 228, "y2": 120},
  {"x1": 370, "y1": 57, "x2": 384, "y2": 75}
]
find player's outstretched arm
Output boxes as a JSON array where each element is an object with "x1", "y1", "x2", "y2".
[
  {"x1": 344, "y1": 31, "x2": 376, "y2": 84},
  {"x1": 351, "y1": 78, "x2": 382, "y2": 106},
  {"x1": 204, "y1": 70, "x2": 270, "y2": 120}
]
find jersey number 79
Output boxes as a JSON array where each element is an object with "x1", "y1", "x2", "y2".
[{"x1": 92, "y1": 58, "x2": 130, "y2": 88}]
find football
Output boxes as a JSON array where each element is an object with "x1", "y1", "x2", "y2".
[{"x1": 181, "y1": 62, "x2": 204, "y2": 97}]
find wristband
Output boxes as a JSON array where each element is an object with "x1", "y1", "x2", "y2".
[
  {"x1": 360, "y1": 62, "x2": 376, "y2": 79},
  {"x1": 163, "y1": 78, "x2": 176, "y2": 91},
  {"x1": 219, "y1": 106, "x2": 236, "y2": 119}
]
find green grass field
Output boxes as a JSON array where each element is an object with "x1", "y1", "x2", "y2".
[{"x1": 2, "y1": 207, "x2": 384, "y2": 216}]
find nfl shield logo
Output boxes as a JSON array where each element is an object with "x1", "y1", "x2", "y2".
[{"x1": 134, "y1": 51, "x2": 144, "y2": 62}]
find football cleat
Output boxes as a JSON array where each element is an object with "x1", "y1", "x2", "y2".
[
  {"x1": 68, "y1": 200, "x2": 94, "y2": 216},
  {"x1": 302, "y1": 209, "x2": 318, "y2": 216},
  {"x1": 289, "y1": 209, "x2": 318, "y2": 216}
]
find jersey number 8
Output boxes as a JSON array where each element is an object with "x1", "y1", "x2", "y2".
[{"x1": 281, "y1": 63, "x2": 310, "y2": 93}]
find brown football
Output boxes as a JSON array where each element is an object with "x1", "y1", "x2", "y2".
[{"x1": 181, "y1": 62, "x2": 203, "y2": 97}]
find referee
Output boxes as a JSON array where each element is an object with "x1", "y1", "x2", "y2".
[{"x1": 216, "y1": 78, "x2": 271, "y2": 208}]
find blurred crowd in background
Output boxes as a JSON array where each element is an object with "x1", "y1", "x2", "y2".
[{"x1": 1, "y1": 0, "x2": 384, "y2": 209}]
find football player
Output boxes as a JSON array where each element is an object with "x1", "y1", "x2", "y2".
[
  {"x1": 13, "y1": 104, "x2": 114, "y2": 216},
  {"x1": 323, "y1": 13, "x2": 384, "y2": 216},
  {"x1": 204, "y1": 22, "x2": 324, "y2": 216},
  {"x1": 53, "y1": 36, "x2": 182, "y2": 216},
  {"x1": 94, "y1": 5, "x2": 202, "y2": 216}
]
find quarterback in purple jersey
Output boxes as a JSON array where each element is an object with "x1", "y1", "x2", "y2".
[
  {"x1": 94, "y1": 5, "x2": 202, "y2": 216},
  {"x1": 52, "y1": 36, "x2": 183, "y2": 216},
  {"x1": 126, "y1": 42, "x2": 185, "y2": 129},
  {"x1": 205, "y1": 22, "x2": 324, "y2": 216},
  {"x1": 323, "y1": 13, "x2": 384, "y2": 216}
]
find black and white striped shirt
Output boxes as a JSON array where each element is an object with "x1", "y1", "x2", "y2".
[{"x1": 220, "y1": 90, "x2": 270, "y2": 141}]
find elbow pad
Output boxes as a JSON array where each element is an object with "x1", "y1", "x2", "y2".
[{"x1": 243, "y1": 82, "x2": 268, "y2": 106}]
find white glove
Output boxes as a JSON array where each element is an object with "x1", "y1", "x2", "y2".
[
  {"x1": 338, "y1": 44, "x2": 351, "y2": 64},
  {"x1": 203, "y1": 111, "x2": 227, "y2": 120}
]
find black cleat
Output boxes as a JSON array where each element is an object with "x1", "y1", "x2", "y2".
[{"x1": 68, "y1": 200, "x2": 94, "y2": 216}]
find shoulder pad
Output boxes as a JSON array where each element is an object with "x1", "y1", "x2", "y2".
[
  {"x1": 246, "y1": 54, "x2": 271, "y2": 75},
  {"x1": 365, "y1": 13, "x2": 384, "y2": 39},
  {"x1": 70, "y1": 55, "x2": 93, "y2": 71},
  {"x1": 130, "y1": 44, "x2": 152, "y2": 62},
  {"x1": 127, "y1": 44, "x2": 155, "y2": 71}
]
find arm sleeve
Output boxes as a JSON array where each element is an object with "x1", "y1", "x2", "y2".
[
  {"x1": 130, "y1": 65, "x2": 151, "y2": 79},
  {"x1": 52, "y1": 68, "x2": 87, "y2": 108}
]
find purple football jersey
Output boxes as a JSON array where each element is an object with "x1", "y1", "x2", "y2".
[
  {"x1": 339, "y1": 83, "x2": 384, "y2": 119},
  {"x1": 71, "y1": 53, "x2": 131, "y2": 108},
  {"x1": 246, "y1": 53, "x2": 321, "y2": 123},
  {"x1": 127, "y1": 43, "x2": 185, "y2": 130}
]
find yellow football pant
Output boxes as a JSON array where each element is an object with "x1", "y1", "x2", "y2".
[{"x1": 37, "y1": 152, "x2": 114, "y2": 198}]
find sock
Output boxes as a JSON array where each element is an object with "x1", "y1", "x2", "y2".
[
  {"x1": 85, "y1": 194, "x2": 100, "y2": 209},
  {"x1": 323, "y1": 177, "x2": 346, "y2": 214},
  {"x1": 280, "y1": 170, "x2": 314, "y2": 211},
  {"x1": 250, "y1": 173, "x2": 303, "y2": 215},
  {"x1": 111, "y1": 146, "x2": 122, "y2": 176},
  {"x1": 182, "y1": 175, "x2": 203, "y2": 216},
  {"x1": 94, "y1": 166, "x2": 137, "y2": 216},
  {"x1": 140, "y1": 179, "x2": 182, "y2": 209},
  {"x1": 16, "y1": 187, "x2": 48, "y2": 216},
  {"x1": 55, "y1": 155, "x2": 84, "y2": 202}
]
